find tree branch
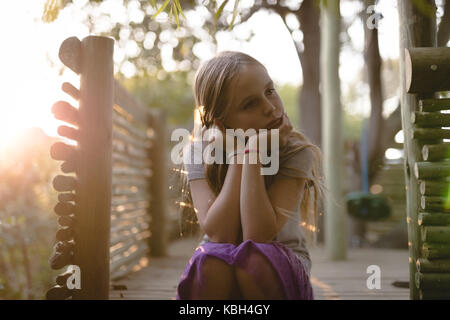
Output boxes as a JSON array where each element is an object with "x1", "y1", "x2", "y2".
[{"x1": 228, "y1": 0, "x2": 302, "y2": 28}]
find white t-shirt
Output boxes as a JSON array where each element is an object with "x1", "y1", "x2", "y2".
[{"x1": 183, "y1": 139, "x2": 314, "y2": 277}]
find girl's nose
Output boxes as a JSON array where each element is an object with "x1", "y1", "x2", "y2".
[{"x1": 263, "y1": 99, "x2": 276, "y2": 116}]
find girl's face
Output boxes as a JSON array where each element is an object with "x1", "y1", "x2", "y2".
[{"x1": 220, "y1": 63, "x2": 284, "y2": 132}]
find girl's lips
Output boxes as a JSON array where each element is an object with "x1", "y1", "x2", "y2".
[{"x1": 266, "y1": 116, "x2": 283, "y2": 129}]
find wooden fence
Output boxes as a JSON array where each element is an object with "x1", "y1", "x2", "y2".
[
  {"x1": 46, "y1": 35, "x2": 168, "y2": 299},
  {"x1": 399, "y1": 1, "x2": 450, "y2": 300}
]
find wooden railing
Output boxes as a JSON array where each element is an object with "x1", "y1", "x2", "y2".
[
  {"x1": 400, "y1": 43, "x2": 450, "y2": 299},
  {"x1": 46, "y1": 35, "x2": 168, "y2": 300}
]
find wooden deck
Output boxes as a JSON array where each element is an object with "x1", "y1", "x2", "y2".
[{"x1": 109, "y1": 236, "x2": 410, "y2": 300}]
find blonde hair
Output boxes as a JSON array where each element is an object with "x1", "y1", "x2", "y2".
[{"x1": 179, "y1": 51, "x2": 327, "y2": 246}]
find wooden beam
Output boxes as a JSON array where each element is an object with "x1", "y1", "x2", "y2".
[
  {"x1": 58, "y1": 37, "x2": 81, "y2": 75},
  {"x1": 416, "y1": 272, "x2": 450, "y2": 290},
  {"x1": 419, "y1": 179, "x2": 450, "y2": 195},
  {"x1": 419, "y1": 98, "x2": 450, "y2": 111},
  {"x1": 416, "y1": 258, "x2": 450, "y2": 272},
  {"x1": 71, "y1": 36, "x2": 114, "y2": 300},
  {"x1": 422, "y1": 143, "x2": 450, "y2": 161},
  {"x1": 418, "y1": 212, "x2": 450, "y2": 226},
  {"x1": 423, "y1": 242, "x2": 450, "y2": 259},
  {"x1": 411, "y1": 111, "x2": 450, "y2": 128},
  {"x1": 406, "y1": 47, "x2": 450, "y2": 93},
  {"x1": 421, "y1": 226, "x2": 450, "y2": 243},
  {"x1": 148, "y1": 110, "x2": 169, "y2": 257},
  {"x1": 414, "y1": 161, "x2": 450, "y2": 179}
]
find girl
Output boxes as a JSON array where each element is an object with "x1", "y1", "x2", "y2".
[{"x1": 177, "y1": 51, "x2": 326, "y2": 300}]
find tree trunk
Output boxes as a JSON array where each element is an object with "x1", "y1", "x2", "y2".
[
  {"x1": 297, "y1": 0, "x2": 325, "y2": 243},
  {"x1": 363, "y1": 0, "x2": 385, "y2": 179},
  {"x1": 321, "y1": 0, "x2": 347, "y2": 260},
  {"x1": 298, "y1": 0, "x2": 322, "y2": 148},
  {"x1": 438, "y1": 0, "x2": 450, "y2": 46},
  {"x1": 346, "y1": 0, "x2": 386, "y2": 247}
]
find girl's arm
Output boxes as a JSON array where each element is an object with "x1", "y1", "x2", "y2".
[
  {"x1": 240, "y1": 136, "x2": 307, "y2": 243},
  {"x1": 189, "y1": 162, "x2": 242, "y2": 245}
]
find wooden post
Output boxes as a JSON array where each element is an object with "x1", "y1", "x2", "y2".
[
  {"x1": 406, "y1": 48, "x2": 450, "y2": 93},
  {"x1": 419, "y1": 98, "x2": 450, "y2": 111},
  {"x1": 418, "y1": 212, "x2": 450, "y2": 226},
  {"x1": 419, "y1": 179, "x2": 450, "y2": 196},
  {"x1": 422, "y1": 143, "x2": 450, "y2": 161},
  {"x1": 416, "y1": 258, "x2": 450, "y2": 273},
  {"x1": 423, "y1": 242, "x2": 450, "y2": 259},
  {"x1": 148, "y1": 109, "x2": 169, "y2": 256},
  {"x1": 398, "y1": 0, "x2": 437, "y2": 300},
  {"x1": 72, "y1": 36, "x2": 114, "y2": 299},
  {"x1": 320, "y1": 0, "x2": 347, "y2": 260}
]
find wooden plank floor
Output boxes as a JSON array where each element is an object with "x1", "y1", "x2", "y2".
[
  {"x1": 309, "y1": 245, "x2": 409, "y2": 300},
  {"x1": 109, "y1": 235, "x2": 410, "y2": 300}
]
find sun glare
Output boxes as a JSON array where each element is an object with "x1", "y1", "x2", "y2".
[{"x1": 0, "y1": 1, "x2": 73, "y2": 159}]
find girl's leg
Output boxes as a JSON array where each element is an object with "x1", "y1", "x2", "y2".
[
  {"x1": 191, "y1": 255, "x2": 241, "y2": 299},
  {"x1": 235, "y1": 249, "x2": 286, "y2": 300}
]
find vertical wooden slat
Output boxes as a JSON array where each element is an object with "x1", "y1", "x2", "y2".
[
  {"x1": 148, "y1": 109, "x2": 169, "y2": 256},
  {"x1": 397, "y1": 0, "x2": 437, "y2": 300},
  {"x1": 72, "y1": 36, "x2": 114, "y2": 299}
]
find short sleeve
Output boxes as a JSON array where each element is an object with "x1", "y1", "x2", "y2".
[
  {"x1": 183, "y1": 140, "x2": 207, "y2": 182},
  {"x1": 278, "y1": 147, "x2": 315, "y2": 181}
]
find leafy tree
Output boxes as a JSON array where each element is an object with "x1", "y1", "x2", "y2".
[
  {"x1": 117, "y1": 70, "x2": 195, "y2": 126},
  {"x1": 0, "y1": 128, "x2": 60, "y2": 299}
]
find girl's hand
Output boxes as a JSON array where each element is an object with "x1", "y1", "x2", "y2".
[{"x1": 205, "y1": 125, "x2": 246, "y2": 162}]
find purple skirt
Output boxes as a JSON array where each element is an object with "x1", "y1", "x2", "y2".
[{"x1": 176, "y1": 239, "x2": 314, "y2": 300}]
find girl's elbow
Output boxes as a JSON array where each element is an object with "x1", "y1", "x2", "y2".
[
  {"x1": 242, "y1": 228, "x2": 277, "y2": 244},
  {"x1": 203, "y1": 223, "x2": 239, "y2": 245}
]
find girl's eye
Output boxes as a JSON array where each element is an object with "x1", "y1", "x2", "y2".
[
  {"x1": 242, "y1": 89, "x2": 276, "y2": 110},
  {"x1": 243, "y1": 100, "x2": 255, "y2": 109}
]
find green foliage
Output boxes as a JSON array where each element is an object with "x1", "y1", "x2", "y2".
[
  {"x1": 0, "y1": 128, "x2": 60, "y2": 299},
  {"x1": 412, "y1": 0, "x2": 437, "y2": 18},
  {"x1": 148, "y1": 0, "x2": 240, "y2": 31},
  {"x1": 343, "y1": 112, "x2": 363, "y2": 141},
  {"x1": 41, "y1": 0, "x2": 62, "y2": 23},
  {"x1": 152, "y1": 0, "x2": 171, "y2": 17},
  {"x1": 277, "y1": 83, "x2": 363, "y2": 141},
  {"x1": 215, "y1": 0, "x2": 229, "y2": 31},
  {"x1": 117, "y1": 70, "x2": 195, "y2": 126},
  {"x1": 228, "y1": 0, "x2": 240, "y2": 30},
  {"x1": 276, "y1": 83, "x2": 300, "y2": 130},
  {"x1": 42, "y1": 0, "x2": 240, "y2": 31}
]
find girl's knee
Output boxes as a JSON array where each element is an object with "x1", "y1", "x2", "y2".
[
  {"x1": 240, "y1": 249, "x2": 274, "y2": 271},
  {"x1": 234, "y1": 251, "x2": 285, "y2": 299},
  {"x1": 200, "y1": 255, "x2": 234, "y2": 278}
]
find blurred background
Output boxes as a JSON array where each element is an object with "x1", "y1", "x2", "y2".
[{"x1": 2, "y1": 0, "x2": 445, "y2": 299}]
